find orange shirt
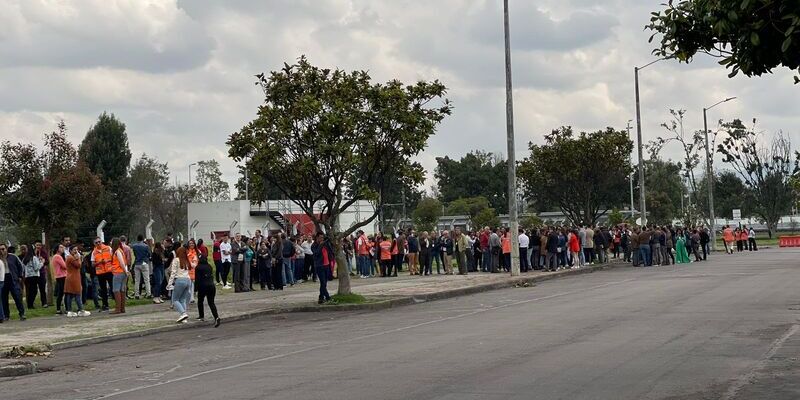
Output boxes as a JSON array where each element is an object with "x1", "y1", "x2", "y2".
[
  {"x1": 379, "y1": 240, "x2": 392, "y2": 261},
  {"x1": 92, "y1": 245, "x2": 113, "y2": 275},
  {"x1": 188, "y1": 248, "x2": 198, "y2": 280},
  {"x1": 110, "y1": 249, "x2": 127, "y2": 275},
  {"x1": 723, "y1": 228, "x2": 734, "y2": 242},
  {"x1": 501, "y1": 234, "x2": 511, "y2": 254}
]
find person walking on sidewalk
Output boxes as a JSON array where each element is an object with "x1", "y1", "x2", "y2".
[
  {"x1": 312, "y1": 233, "x2": 333, "y2": 304},
  {"x1": 168, "y1": 246, "x2": 192, "y2": 323},
  {"x1": 64, "y1": 245, "x2": 90, "y2": 317},
  {"x1": 195, "y1": 255, "x2": 221, "y2": 327}
]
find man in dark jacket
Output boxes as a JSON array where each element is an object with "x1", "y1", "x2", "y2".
[
  {"x1": 1, "y1": 244, "x2": 26, "y2": 321},
  {"x1": 546, "y1": 229, "x2": 559, "y2": 271},
  {"x1": 311, "y1": 233, "x2": 333, "y2": 304}
]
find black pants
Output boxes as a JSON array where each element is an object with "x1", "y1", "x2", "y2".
[
  {"x1": 530, "y1": 248, "x2": 540, "y2": 270},
  {"x1": 749, "y1": 238, "x2": 758, "y2": 251},
  {"x1": 3, "y1": 274, "x2": 25, "y2": 318},
  {"x1": 196, "y1": 285, "x2": 218, "y2": 320},
  {"x1": 271, "y1": 262, "x2": 284, "y2": 289},
  {"x1": 420, "y1": 252, "x2": 431, "y2": 275},
  {"x1": 220, "y1": 261, "x2": 231, "y2": 286},
  {"x1": 37, "y1": 275, "x2": 47, "y2": 306},
  {"x1": 215, "y1": 261, "x2": 222, "y2": 284},
  {"x1": 583, "y1": 248, "x2": 595, "y2": 264},
  {"x1": 97, "y1": 272, "x2": 113, "y2": 308},
  {"x1": 316, "y1": 265, "x2": 331, "y2": 302},
  {"x1": 380, "y1": 259, "x2": 392, "y2": 277},
  {"x1": 24, "y1": 277, "x2": 40, "y2": 309},
  {"x1": 258, "y1": 261, "x2": 271, "y2": 289},
  {"x1": 55, "y1": 277, "x2": 65, "y2": 311}
]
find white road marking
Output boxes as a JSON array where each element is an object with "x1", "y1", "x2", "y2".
[{"x1": 92, "y1": 279, "x2": 635, "y2": 399}]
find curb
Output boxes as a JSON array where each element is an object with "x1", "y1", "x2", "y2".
[
  {"x1": 29, "y1": 261, "x2": 630, "y2": 357},
  {"x1": 0, "y1": 360, "x2": 37, "y2": 377}
]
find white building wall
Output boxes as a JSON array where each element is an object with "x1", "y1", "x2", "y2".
[{"x1": 188, "y1": 199, "x2": 377, "y2": 239}]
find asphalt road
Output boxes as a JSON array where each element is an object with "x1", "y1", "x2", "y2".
[{"x1": 3, "y1": 248, "x2": 800, "y2": 400}]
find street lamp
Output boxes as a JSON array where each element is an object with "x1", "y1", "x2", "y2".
[
  {"x1": 703, "y1": 96, "x2": 736, "y2": 251},
  {"x1": 188, "y1": 162, "x2": 197, "y2": 187},
  {"x1": 634, "y1": 58, "x2": 665, "y2": 226},
  {"x1": 503, "y1": 0, "x2": 520, "y2": 276}
]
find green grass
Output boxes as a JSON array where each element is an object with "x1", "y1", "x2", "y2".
[
  {"x1": 328, "y1": 293, "x2": 369, "y2": 305},
  {"x1": 6, "y1": 295, "x2": 155, "y2": 320}
]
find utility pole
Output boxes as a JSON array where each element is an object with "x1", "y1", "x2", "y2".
[
  {"x1": 504, "y1": 0, "x2": 520, "y2": 276},
  {"x1": 633, "y1": 58, "x2": 664, "y2": 226},
  {"x1": 703, "y1": 96, "x2": 736, "y2": 251},
  {"x1": 626, "y1": 120, "x2": 635, "y2": 221}
]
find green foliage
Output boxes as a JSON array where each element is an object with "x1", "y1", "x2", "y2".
[
  {"x1": 328, "y1": 293, "x2": 369, "y2": 305},
  {"x1": 647, "y1": 1, "x2": 800, "y2": 84},
  {"x1": 518, "y1": 127, "x2": 633, "y2": 226},
  {"x1": 227, "y1": 56, "x2": 451, "y2": 295},
  {"x1": 434, "y1": 151, "x2": 508, "y2": 213},
  {"x1": 411, "y1": 197, "x2": 443, "y2": 232},
  {"x1": 78, "y1": 112, "x2": 134, "y2": 237},
  {"x1": 234, "y1": 164, "x2": 285, "y2": 202},
  {"x1": 128, "y1": 154, "x2": 170, "y2": 236},
  {"x1": 472, "y1": 207, "x2": 500, "y2": 229},
  {"x1": 193, "y1": 159, "x2": 230, "y2": 202},
  {"x1": 445, "y1": 196, "x2": 490, "y2": 218},
  {"x1": 634, "y1": 159, "x2": 683, "y2": 224},
  {"x1": 695, "y1": 170, "x2": 753, "y2": 220},
  {"x1": 0, "y1": 121, "x2": 103, "y2": 244},
  {"x1": 519, "y1": 214, "x2": 543, "y2": 229},
  {"x1": 607, "y1": 208, "x2": 625, "y2": 226},
  {"x1": 716, "y1": 119, "x2": 798, "y2": 236}
]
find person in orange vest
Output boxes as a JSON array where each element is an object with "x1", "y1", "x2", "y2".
[
  {"x1": 109, "y1": 238, "x2": 131, "y2": 314},
  {"x1": 187, "y1": 239, "x2": 200, "y2": 304},
  {"x1": 355, "y1": 230, "x2": 370, "y2": 278},
  {"x1": 91, "y1": 237, "x2": 114, "y2": 312},
  {"x1": 722, "y1": 225, "x2": 735, "y2": 254}
]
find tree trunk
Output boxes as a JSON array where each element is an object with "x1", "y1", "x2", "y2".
[{"x1": 332, "y1": 236, "x2": 351, "y2": 296}]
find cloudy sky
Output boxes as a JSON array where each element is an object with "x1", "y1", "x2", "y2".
[{"x1": 2, "y1": 0, "x2": 798, "y2": 196}]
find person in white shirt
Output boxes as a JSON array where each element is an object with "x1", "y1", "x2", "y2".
[
  {"x1": 219, "y1": 236, "x2": 232, "y2": 289},
  {"x1": 518, "y1": 229, "x2": 530, "y2": 272},
  {"x1": 748, "y1": 227, "x2": 758, "y2": 251}
]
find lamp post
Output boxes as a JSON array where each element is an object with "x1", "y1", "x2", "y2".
[
  {"x1": 188, "y1": 162, "x2": 197, "y2": 187},
  {"x1": 703, "y1": 96, "x2": 736, "y2": 251},
  {"x1": 503, "y1": 0, "x2": 520, "y2": 276},
  {"x1": 634, "y1": 58, "x2": 664, "y2": 226}
]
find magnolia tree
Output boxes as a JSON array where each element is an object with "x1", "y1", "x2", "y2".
[{"x1": 228, "y1": 57, "x2": 451, "y2": 295}]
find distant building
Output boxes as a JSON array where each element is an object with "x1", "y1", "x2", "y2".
[{"x1": 187, "y1": 199, "x2": 377, "y2": 240}]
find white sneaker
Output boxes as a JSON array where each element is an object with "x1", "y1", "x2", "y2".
[
  {"x1": 223, "y1": 285, "x2": 231, "y2": 289},
  {"x1": 66, "y1": 311, "x2": 77, "y2": 317},
  {"x1": 78, "y1": 310, "x2": 91, "y2": 317},
  {"x1": 176, "y1": 313, "x2": 189, "y2": 323}
]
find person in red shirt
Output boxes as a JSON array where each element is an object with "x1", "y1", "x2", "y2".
[
  {"x1": 479, "y1": 227, "x2": 490, "y2": 272},
  {"x1": 378, "y1": 236, "x2": 393, "y2": 277},
  {"x1": 212, "y1": 237, "x2": 222, "y2": 285}
]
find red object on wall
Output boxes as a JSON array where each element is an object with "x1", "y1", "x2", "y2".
[
  {"x1": 779, "y1": 236, "x2": 800, "y2": 247},
  {"x1": 283, "y1": 214, "x2": 321, "y2": 236}
]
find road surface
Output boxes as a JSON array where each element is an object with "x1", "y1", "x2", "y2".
[{"x1": 3, "y1": 248, "x2": 799, "y2": 400}]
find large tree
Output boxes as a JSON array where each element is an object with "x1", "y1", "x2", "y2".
[
  {"x1": 634, "y1": 159, "x2": 684, "y2": 225},
  {"x1": 411, "y1": 197, "x2": 443, "y2": 232},
  {"x1": 695, "y1": 170, "x2": 753, "y2": 221},
  {"x1": 78, "y1": 112, "x2": 133, "y2": 237},
  {"x1": 518, "y1": 127, "x2": 633, "y2": 226},
  {"x1": 648, "y1": 1, "x2": 800, "y2": 84},
  {"x1": 434, "y1": 151, "x2": 508, "y2": 213},
  {"x1": 128, "y1": 154, "x2": 170, "y2": 237},
  {"x1": 193, "y1": 159, "x2": 230, "y2": 203},
  {"x1": 227, "y1": 57, "x2": 451, "y2": 295},
  {"x1": 234, "y1": 164, "x2": 284, "y2": 202},
  {"x1": 717, "y1": 119, "x2": 797, "y2": 236}
]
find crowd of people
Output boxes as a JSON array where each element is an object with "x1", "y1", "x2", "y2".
[{"x1": 0, "y1": 223, "x2": 758, "y2": 324}]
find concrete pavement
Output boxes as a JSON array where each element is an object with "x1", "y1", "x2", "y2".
[
  {"x1": 2, "y1": 248, "x2": 798, "y2": 399},
  {"x1": 0, "y1": 260, "x2": 624, "y2": 354}
]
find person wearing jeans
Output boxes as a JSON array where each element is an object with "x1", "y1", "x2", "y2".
[
  {"x1": 168, "y1": 247, "x2": 192, "y2": 323},
  {"x1": 281, "y1": 234, "x2": 295, "y2": 286},
  {"x1": 312, "y1": 233, "x2": 333, "y2": 304}
]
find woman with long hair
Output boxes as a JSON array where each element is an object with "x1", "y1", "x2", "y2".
[
  {"x1": 21, "y1": 245, "x2": 40, "y2": 309},
  {"x1": 168, "y1": 246, "x2": 192, "y2": 323},
  {"x1": 109, "y1": 238, "x2": 131, "y2": 314},
  {"x1": 186, "y1": 239, "x2": 200, "y2": 303},
  {"x1": 195, "y1": 255, "x2": 221, "y2": 327},
  {"x1": 65, "y1": 245, "x2": 90, "y2": 317},
  {"x1": 151, "y1": 242, "x2": 165, "y2": 304},
  {"x1": 52, "y1": 244, "x2": 67, "y2": 315}
]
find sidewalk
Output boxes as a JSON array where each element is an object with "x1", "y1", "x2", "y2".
[{"x1": 0, "y1": 261, "x2": 627, "y2": 356}]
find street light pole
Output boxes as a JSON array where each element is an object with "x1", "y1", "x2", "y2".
[
  {"x1": 703, "y1": 96, "x2": 736, "y2": 251},
  {"x1": 503, "y1": 0, "x2": 520, "y2": 276},
  {"x1": 188, "y1": 162, "x2": 197, "y2": 187},
  {"x1": 633, "y1": 59, "x2": 665, "y2": 226}
]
